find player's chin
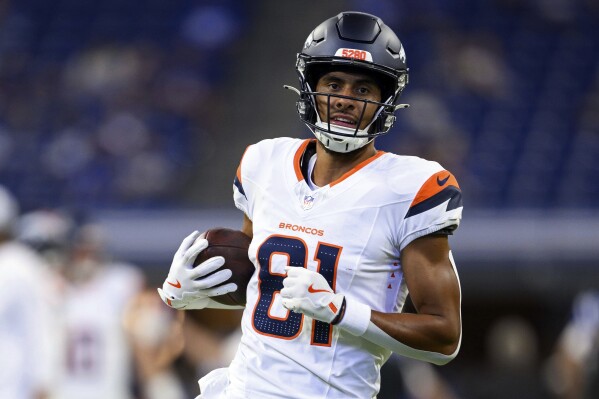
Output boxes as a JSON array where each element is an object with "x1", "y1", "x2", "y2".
[{"x1": 319, "y1": 138, "x2": 371, "y2": 156}]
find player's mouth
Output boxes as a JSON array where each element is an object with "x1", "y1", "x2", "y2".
[{"x1": 329, "y1": 114, "x2": 357, "y2": 128}]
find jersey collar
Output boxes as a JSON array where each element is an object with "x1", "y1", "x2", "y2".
[{"x1": 293, "y1": 139, "x2": 385, "y2": 187}]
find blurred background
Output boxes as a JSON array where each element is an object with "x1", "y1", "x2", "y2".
[{"x1": 1, "y1": 0, "x2": 598, "y2": 398}]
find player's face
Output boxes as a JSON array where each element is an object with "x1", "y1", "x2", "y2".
[{"x1": 314, "y1": 71, "x2": 382, "y2": 130}]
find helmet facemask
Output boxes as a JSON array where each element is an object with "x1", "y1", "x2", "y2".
[
  {"x1": 305, "y1": 88, "x2": 393, "y2": 153},
  {"x1": 293, "y1": 56, "x2": 408, "y2": 153}
]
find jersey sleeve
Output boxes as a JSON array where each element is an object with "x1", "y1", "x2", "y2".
[
  {"x1": 398, "y1": 169, "x2": 463, "y2": 250},
  {"x1": 233, "y1": 138, "x2": 298, "y2": 221},
  {"x1": 233, "y1": 145, "x2": 253, "y2": 220}
]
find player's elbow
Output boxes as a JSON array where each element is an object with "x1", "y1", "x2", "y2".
[
  {"x1": 434, "y1": 324, "x2": 461, "y2": 365},
  {"x1": 443, "y1": 325, "x2": 461, "y2": 352},
  {"x1": 425, "y1": 338, "x2": 460, "y2": 366}
]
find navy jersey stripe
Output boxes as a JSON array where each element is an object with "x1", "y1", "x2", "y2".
[
  {"x1": 234, "y1": 176, "x2": 247, "y2": 199},
  {"x1": 405, "y1": 186, "x2": 462, "y2": 218}
]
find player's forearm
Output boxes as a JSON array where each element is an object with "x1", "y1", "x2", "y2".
[
  {"x1": 370, "y1": 310, "x2": 460, "y2": 356},
  {"x1": 335, "y1": 296, "x2": 461, "y2": 365}
]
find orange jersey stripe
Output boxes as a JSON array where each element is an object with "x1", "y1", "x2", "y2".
[
  {"x1": 236, "y1": 165, "x2": 241, "y2": 183},
  {"x1": 411, "y1": 170, "x2": 460, "y2": 208},
  {"x1": 236, "y1": 145, "x2": 251, "y2": 184},
  {"x1": 329, "y1": 151, "x2": 386, "y2": 187},
  {"x1": 293, "y1": 139, "x2": 314, "y2": 181}
]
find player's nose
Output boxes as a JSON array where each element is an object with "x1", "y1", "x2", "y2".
[{"x1": 332, "y1": 93, "x2": 356, "y2": 110}]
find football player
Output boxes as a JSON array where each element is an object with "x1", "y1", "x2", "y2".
[
  {"x1": 18, "y1": 212, "x2": 167, "y2": 399},
  {"x1": 0, "y1": 187, "x2": 59, "y2": 399},
  {"x1": 159, "y1": 11, "x2": 463, "y2": 399}
]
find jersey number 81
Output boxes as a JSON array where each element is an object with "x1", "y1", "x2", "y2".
[{"x1": 251, "y1": 235, "x2": 341, "y2": 346}]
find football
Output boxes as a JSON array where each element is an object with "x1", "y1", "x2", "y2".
[{"x1": 194, "y1": 228, "x2": 254, "y2": 306}]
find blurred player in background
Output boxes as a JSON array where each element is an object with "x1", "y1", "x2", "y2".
[
  {"x1": 0, "y1": 187, "x2": 59, "y2": 399},
  {"x1": 123, "y1": 288, "x2": 187, "y2": 399},
  {"x1": 159, "y1": 11, "x2": 463, "y2": 399},
  {"x1": 174, "y1": 309, "x2": 243, "y2": 396},
  {"x1": 18, "y1": 210, "x2": 186, "y2": 399},
  {"x1": 545, "y1": 290, "x2": 599, "y2": 399}
]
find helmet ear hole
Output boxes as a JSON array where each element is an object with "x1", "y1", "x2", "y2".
[
  {"x1": 297, "y1": 98, "x2": 315, "y2": 122},
  {"x1": 383, "y1": 114, "x2": 396, "y2": 130}
]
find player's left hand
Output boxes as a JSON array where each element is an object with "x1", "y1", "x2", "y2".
[{"x1": 280, "y1": 267, "x2": 344, "y2": 324}]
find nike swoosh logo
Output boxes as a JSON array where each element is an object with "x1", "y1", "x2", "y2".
[
  {"x1": 308, "y1": 284, "x2": 332, "y2": 294},
  {"x1": 167, "y1": 279, "x2": 181, "y2": 289},
  {"x1": 437, "y1": 174, "x2": 450, "y2": 186}
]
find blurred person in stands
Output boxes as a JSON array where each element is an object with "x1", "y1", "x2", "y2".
[
  {"x1": 545, "y1": 290, "x2": 599, "y2": 399},
  {"x1": 158, "y1": 11, "x2": 463, "y2": 399},
  {"x1": 18, "y1": 211, "x2": 185, "y2": 399},
  {"x1": 0, "y1": 187, "x2": 59, "y2": 399}
]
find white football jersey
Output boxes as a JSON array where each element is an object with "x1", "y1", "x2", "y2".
[
  {"x1": 52, "y1": 264, "x2": 144, "y2": 399},
  {"x1": 225, "y1": 138, "x2": 462, "y2": 399}
]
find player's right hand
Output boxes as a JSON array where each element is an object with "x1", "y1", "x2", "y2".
[{"x1": 157, "y1": 231, "x2": 237, "y2": 310}]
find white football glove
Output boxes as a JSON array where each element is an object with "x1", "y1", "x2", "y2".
[
  {"x1": 157, "y1": 231, "x2": 237, "y2": 310},
  {"x1": 280, "y1": 266, "x2": 345, "y2": 324}
]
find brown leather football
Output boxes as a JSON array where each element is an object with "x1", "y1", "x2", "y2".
[{"x1": 194, "y1": 228, "x2": 254, "y2": 306}]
